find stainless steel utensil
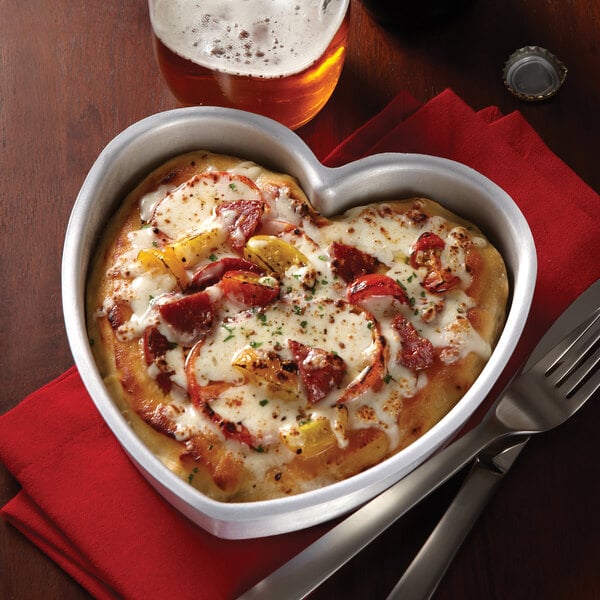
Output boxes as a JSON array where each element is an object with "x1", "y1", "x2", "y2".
[
  {"x1": 386, "y1": 277, "x2": 600, "y2": 600},
  {"x1": 385, "y1": 438, "x2": 528, "y2": 600},
  {"x1": 238, "y1": 281, "x2": 600, "y2": 600}
]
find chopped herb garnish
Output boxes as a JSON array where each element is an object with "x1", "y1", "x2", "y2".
[
  {"x1": 259, "y1": 399, "x2": 269, "y2": 406},
  {"x1": 250, "y1": 340, "x2": 263, "y2": 348},
  {"x1": 221, "y1": 324, "x2": 235, "y2": 341},
  {"x1": 209, "y1": 253, "x2": 218, "y2": 262},
  {"x1": 187, "y1": 467, "x2": 199, "y2": 484}
]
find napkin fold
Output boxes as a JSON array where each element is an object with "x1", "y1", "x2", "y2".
[{"x1": 2, "y1": 88, "x2": 599, "y2": 600}]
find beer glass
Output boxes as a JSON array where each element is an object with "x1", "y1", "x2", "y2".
[{"x1": 148, "y1": 0, "x2": 350, "y2": 130}]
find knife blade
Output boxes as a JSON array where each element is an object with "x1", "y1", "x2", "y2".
[
  {"x1": 238, "y1": 279, "x2": 600, "y2": 600},
  {"x1": 385, "y1": 277, "x2": 600, "y2": 600}
]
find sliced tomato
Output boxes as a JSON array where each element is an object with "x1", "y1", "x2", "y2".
[
  {"x1": 288, "y1": 340, "x2": 347, "y2": 405},
  {"x1": 330, "y1": 242, "x2": 380, "y2": 284},
  {"x1": 189, "y1": 257, "x2": 263, "y2": 291},
  {"x1": 221, "y1": 270, "x2": 280, "y2": 307},
  {"x1": 186, "y1": 341, "x2": 255, "y2": 447},
  {"x1": 347, "y1": 273, "x2": 408, "y2": 306},
  {"x1": 216, "y1": 199, "x2": 265, "y2": 252},
  {"x1": 410, "y1": 232, "x2": 460, "y2": 294},
  {"x1": 392, "y1": 314, "x2": 435, "y2": 370},
  {"x1": 158, "y1": 291, "x2": 214, "y2": 341}
]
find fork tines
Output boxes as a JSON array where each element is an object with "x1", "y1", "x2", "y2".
[{"x1": 543, "y1": 308, "x2": 600, "y2": 399}]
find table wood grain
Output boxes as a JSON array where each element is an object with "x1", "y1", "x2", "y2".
[{"x1": 1, "y1": 1, "x2": 599, "y2": 598}]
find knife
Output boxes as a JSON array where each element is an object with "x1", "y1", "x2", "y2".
[
  {"x1": 386, "y1": 278, "x2": 600, "y2": 600},
  {"x1": 237, "y1": 279, "x2": 600, "y2": 600}
]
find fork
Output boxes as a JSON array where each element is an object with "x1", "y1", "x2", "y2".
[{"x1": 238, "y1": 304, "x2": 600, "y2": 600}]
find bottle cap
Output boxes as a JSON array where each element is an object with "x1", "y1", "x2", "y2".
[{"x1": 503, "y1": 46, "x2": 567, "y2": 101}]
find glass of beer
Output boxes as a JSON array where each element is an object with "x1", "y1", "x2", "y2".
[{"x1": 148, "y1": 0, "x2": 350, "y2": 130}]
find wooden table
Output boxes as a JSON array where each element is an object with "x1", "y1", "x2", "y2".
[{"x1": 1, "y1": 1, "x2": 599, "y2": 598}]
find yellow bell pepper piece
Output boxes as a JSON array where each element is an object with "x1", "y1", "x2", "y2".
[
  {"x1": 136, "y1": 247, "x2": 187, "y2": 287},
  {"x1": 232, "y1": 347, "x2": 298, "y2": 396},
  {"x1": 168, "y1": 228, "x2": 224, "y2": 268},
  {"x1": 243, "y1": 235, "x2": 308, "y2": 275},
  {"x1": 280, "y1": 408, "x2": 348, "y2": 458}
]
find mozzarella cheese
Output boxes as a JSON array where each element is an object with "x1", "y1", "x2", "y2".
[{"x1": 89, "y1": 151, "x2": 508, "y2": 501}]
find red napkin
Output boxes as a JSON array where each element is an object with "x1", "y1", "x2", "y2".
[{"x1": 2, "y1": 89, "x2": 599, "y2": 599}]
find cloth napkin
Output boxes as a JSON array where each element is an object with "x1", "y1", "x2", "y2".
[{"x1": 1, "y1": 88, "x2": 599, "y2": 600}]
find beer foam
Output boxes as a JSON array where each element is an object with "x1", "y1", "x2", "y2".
[{"x1": 150, "y1": 0, "x2": 349, "y2": 78}]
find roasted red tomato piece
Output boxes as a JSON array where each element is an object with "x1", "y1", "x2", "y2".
[
  {"x1": 186, "y1": 341, "x2": 255, "y2": 447},
  {"x1": 410, "y1": 231, "x2": 460, "y2": 293},
  {"x1": 330, "y1": 241, "x2": 380, "y2": 283},
  {"x1": 422, "y1": 269, "x2": 461, "y2": 294},
  {"x1": 216, "y1": 199, "x2": 264, "y2": 252},
  {"x1": 410, "y1": 231, "x2": 446, "y2": 269},
  {"x1": 221, "y1": 270, "x2": 280, "y2": 307},
  {"x1": 158, "y1": 291, "x2": 214, "y2": 340},
  {"x1": 288, "y1": 339, "x2": 347, "y2": 404},
  {"x1": 347, "y1": 273, "x2": 408, "y2": 305},
  {"x1": 189, "y1": 257, "x2": 263, "y2": 291},
  {"x1": 392, "y1": 314, "x2": 435, "y2": 370}
]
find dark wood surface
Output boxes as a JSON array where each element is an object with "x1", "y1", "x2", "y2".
[{"x1": 1, "y1": 1, "x2": 599, "y2": 598}]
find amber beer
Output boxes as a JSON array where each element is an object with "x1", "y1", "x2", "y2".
[{"x1": 149, "y1": 0, "x2": 350, "y2": 130}]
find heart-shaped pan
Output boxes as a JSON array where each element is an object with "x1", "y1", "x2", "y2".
[{"x1": 62, "y1": 107, "x2": 536, "y2": 539}]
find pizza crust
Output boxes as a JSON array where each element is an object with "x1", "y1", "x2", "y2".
[{"x1": 86, "y1": 150, "x2": 508, "y2": 502}]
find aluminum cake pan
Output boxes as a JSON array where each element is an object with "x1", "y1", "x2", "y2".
[{"x1": 62, "y1": 107, "x2": 536, "y2": 539}]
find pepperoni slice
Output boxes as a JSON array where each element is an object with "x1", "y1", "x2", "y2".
[
  {"x1": 143, "y1": 326, "x2": 172, "y2": 365},
  {"x1": 330, "y1": 242, "x2": 380, "y2": 283},
  {"x1": 216, "y1": 199, "x2": 265, "y2": 252},
  {"x1": 158, "y1": 291, "x2": 214, "y2": 341},
  {"x1": 288, "y1": 339, "x2": 347, "y2": 404},
  {"x1": 392, "y1": 314, "x2": 435, "y2": 370}
]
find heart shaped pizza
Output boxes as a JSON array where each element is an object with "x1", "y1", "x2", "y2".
[{"x1": 87, "y1": 150, "x2": 508, "y2": 502}]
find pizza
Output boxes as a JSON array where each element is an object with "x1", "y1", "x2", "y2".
[{"x1": 86, "y1": 150, "x2": 509, "y2": 502}]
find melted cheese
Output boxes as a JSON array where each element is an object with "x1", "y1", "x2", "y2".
[{"x1": 94, "y1": 158, "x2": 506, "y2": 500}]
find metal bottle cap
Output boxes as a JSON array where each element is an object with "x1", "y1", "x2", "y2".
[{"x1": 503, "y1": 46, "x2": 567, "y2": 101}]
